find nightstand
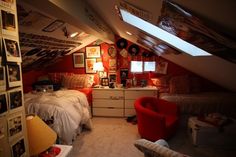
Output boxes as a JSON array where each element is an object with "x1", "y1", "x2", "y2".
[{"x1": 54, "y1": 144, "x2": 72, "y2": 157}]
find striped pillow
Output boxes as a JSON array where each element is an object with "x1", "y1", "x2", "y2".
[{"x1": 62, "y1": 74, "x2": 94, "y2": 89}]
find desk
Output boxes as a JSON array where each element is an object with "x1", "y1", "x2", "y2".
[{"x1": 54, "y1": 144, "x2": 73, "y2": 157}]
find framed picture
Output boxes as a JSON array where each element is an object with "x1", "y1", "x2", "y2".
[
  {"x1": 109, "y1": 59, "x2": 117, "y2": 72},
  {"x1": 3, "y1": 37, "x2": 21, "y2": 62},
  {"x1": 85, "y1": 58, "x2": 96, "y2": 73},
  {"x1": 10, "y1": 137, "x2": 26, "y2": 157},
  {"x1": 0, "y1": 66, "x2": 6, "y2": 91},
  {"x1": 156, "y1": 61, "x2": 168, "y2": 74},
  {"x1": 73, "y1": 53, "x2": 84, "y2": 68},
  {"x1": 8, "y1": 88, "x2": 23, "y2": 113},
  {"x1": 0, "y1": 92, "x2": 7, "y2": 116},
  {"x1": 6, "y1": 63, "x2": 22, "y2": 87},
  {"x1": 1, "y1": 9, "x2": 17, "y2": 36},
  {"x1": 86, "y1": 46, "x2": 101, "y2": 58},
  {"x1": 42, "y1": 19, "x2": 64, "y2": 32},
  {"x1": 101, "y1": 78, "x2": 109, "y2": 86},
  {"x1": 0, "y1": 0, "x2": 16, "y2": 10},
  {"x1": 8, "y1": 113, "x2": 23, "y2": 141},
  {"x1": 109, "y1": 73, "x2": 117, "y2": 83}
]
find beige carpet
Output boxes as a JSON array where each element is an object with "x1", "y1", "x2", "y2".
[
  {"x1": 70, "y1": 117, "x2": 236, "y2": 157},
  {"x1": 70, "y1": 117, "x2": 143, "y2": 157}
]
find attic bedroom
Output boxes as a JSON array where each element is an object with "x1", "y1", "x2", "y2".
[{"x1": 0, "y1": 0, "x2": 236, "y2": 157}]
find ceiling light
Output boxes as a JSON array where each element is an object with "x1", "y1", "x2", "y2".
[
  {"x1": 126, "y1": 31, "x2": 132, "y2": 35},
  {"x1": 70, "y1": 32, "x2": 79, "y2": 38},
  {"x1": 120, "y1": 9, "x2": 211, "y2": 56}
]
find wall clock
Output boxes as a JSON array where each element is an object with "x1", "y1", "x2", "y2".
[{"x1": 108, "y1": 46, "x2": 117, "y2": 58}]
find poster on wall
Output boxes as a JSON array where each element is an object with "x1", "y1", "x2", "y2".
[
  {"x1": 73, "y1": 53, "x2": 84, "y2": 68},
  {"x1": 0, "y1": 92, "x2": 7, "y2": 116},
  {"x1": 85, "y1": 58, "x2": 96, "y2": 74},
  {"x1": 3, "y1": 37, "x2": 21, "y2": 62},
  {"x1": 1, "y1": 9, "x2": 17, "y2": 36},
  {"x1": 7, "y1": 88, "x2": 23, "y2": 113},
  {"x1": 109, "y1": 59, "x2": 116, "y2": 72},
  {"x1": 7, "y1": 113, "x2": 23, "y2": 142},
  {"x1": 156, "y1": 61, "x2": 168, "y2": 74},
  {"x1": 10, "y1": 137, "x2": 26, "y2": 157},
  {"x1": 86, "y1": 46, "x2": 101, "y2": 58},
  {"x1": 0, "y1": 0, "x2": 16, "y2": 10},
  {"x1": 6, "y1": 63, "x2": 22, "y2": 87}
]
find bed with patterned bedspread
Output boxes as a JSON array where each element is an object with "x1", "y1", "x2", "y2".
[{"x1": 24, "y1": 89, "x2": 92, "y2": 144}]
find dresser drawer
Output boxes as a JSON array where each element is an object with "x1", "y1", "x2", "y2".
[
  {"x1": 125, "y1": 90, "x2": 157, "y2": 99},
  {"x1": 124, "y1": 108, "x2": 136, "y2": 117},
  {"x1": 124, "y1": 99, "x2": 135, "y2": 109},
  {"x1": 93, "y1": 90, "x2": 124, "y2": 99},
  {"x1": 93, "y1": 108, "x2": 124, "y2": 117},
  {"x1": 93, "y1": 99, "x2": 123, "y2": 108}
]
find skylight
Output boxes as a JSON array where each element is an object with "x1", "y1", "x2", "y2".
[{"x1": 120, "y1": 9, "x2": 212, "y2": 56}]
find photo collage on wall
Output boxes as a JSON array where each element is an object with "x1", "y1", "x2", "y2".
[{"x1": 0, "y1": 0, "x2": 28, "y2": 156}]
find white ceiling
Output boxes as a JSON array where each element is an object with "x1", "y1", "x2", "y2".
[{"x1": 19, "y1": 0, "x2": 236, "y2": 91}]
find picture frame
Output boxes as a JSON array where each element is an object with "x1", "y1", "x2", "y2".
[
  {"x1": 109, "y1": 59, "x2": 117, "y2": 72},
  {"x1": 1, "y1": 9, "x2": 17, "y2": 36},
  {"x1": 0, "y1": 66, "x2": 6, "y2": 91},
  {"x1": 85, "y1": 58, "x2": 96, "y2": 74},
  {"x1": 0, "y1": 116, "x2": 6, "y2": 140},
  {"x1": 101, "y1": 78, "x2": 109, "y2": 86},
  {"x1": 42, "y1": 19, "x2": 64, "y2": 32},
  {"x1": 156, "y1": 61, "x2": 168, "y2": 74},
  {"x1": 7, "y1": 113, "x2": 23, "y2": 141},
  {"x1": 109, "y1": 73, "x2": 117, "y2": 83},
  {"x1": 8, "y1": 88, "x2": 23, "y2": 113},
  {"x1": 10, "y1": 137, "x2": 26, "y2": 157},
  {"x1": 73, "y1": 53, "x2": 84, "y2": 68},
  {"x1": 0, "y1": 0, "x2": 16, "y2": 10},
  {"x1": 0, "y1": 92, "x2": 7, "y2": 116},
  {"x1": 6, "y1": 63, "x2": 22, "y2": 88},
  {"x1": 3, "y1": 37, "x2": 21, "y2": 62},
  {"x1": 86, "y1": 46, "x2": 101, "y2": 58}
]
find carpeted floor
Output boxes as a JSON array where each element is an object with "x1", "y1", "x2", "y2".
[{"x1": 70, "y1": 117, "x2": 236, "y2": 157}]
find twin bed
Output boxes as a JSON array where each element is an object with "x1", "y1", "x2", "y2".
[{"x1": 24, "y1": 89, "x2": 92, "y2": 144}]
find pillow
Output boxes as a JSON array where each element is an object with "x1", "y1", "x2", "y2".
[
  {"x1": 134, "y1": 139, "x2": 190, "y2": 157},
  {"x1": 62, "y1": 74, "x2": 94, "y2": 89},
  {"x1": 169, "y1": 75, "x2": 190, "y2": 94},
  {"x1": 48, "y1": 72, "x2": 73, "y2": 84}
]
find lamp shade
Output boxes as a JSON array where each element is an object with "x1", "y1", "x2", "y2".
[
  {"x1": 93, "y1": 62, "x2": 104, "y2": 71},
  {"x1": 26, "y1": 114, "x2": 57, "y2": 156}
]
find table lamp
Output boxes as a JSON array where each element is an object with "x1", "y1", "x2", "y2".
[
  {"x1": 93, "y1": 62, "x2": 104, "y2": 85},
  {"x1": 26, "y1": 114, "x2": 57, "y2": 156}
]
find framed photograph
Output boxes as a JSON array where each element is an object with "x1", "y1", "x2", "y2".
[
  {"x1": 8, "y1": 88, "x2": 23, "y2": 113},
  {"x1": 3, "y1": 37, "x2": 21, "y2": 62},
  {"x1": 85, "y1": 58, "x2": 96, "y2": 73},
  {"x1": 73, "y1": 53, "x2": 84, "y2": 68},
  {"x1": 86, "y1": 46, "x2": 101, "y2": 58},
  {"x1": 0, "y1": 92, "x2": 7, "y2": 116},
  {"x1": 156, "y1": 61, "x2": 168, "y2": 74},
  {"x1": 6, "y1": 63, "x2": 22, "y2": 87},
  {"x1": 0, "y1": 0, "x2": 16, "y2": 10},
  {"x1": 42, "y1": 19, "x2": 64, "y2": 32},
  {"x1": 1, "y1": 9, "x2": 17, "y2": 36},
  {"x1": 101, "y1": 78, "x2": 109, "y2": 86},
  {"x1": 109, "y1": 59, "x2": 117, "y2": 72},
  {"x1": 10, "y1": 137, "x2": 26, "y2": 157},
  {"x1": 8, "y1": 113, "x2": 23, "y2": 141},
  {"x1": 109, "y1": 73, "x2": 117, "y2": 83},
  {"x1": 0, "y1": 66, "x2": 6, "y2": 91}
]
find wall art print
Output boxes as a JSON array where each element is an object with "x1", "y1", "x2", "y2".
[{"x1": 3, "y1": 37, "x2": 21, "y2": 62}]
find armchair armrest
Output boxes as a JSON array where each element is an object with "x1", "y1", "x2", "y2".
[{"x1": 157, "y1": 99, "x2": 179, "y2": 116}]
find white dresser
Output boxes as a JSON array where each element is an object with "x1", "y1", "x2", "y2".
[{"x1": 92, "y1": 87, "x2": 158, "y2": 117}]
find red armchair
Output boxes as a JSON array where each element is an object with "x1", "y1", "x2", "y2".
[{"x1": 134, "y1": 97, "x2": 179, "y2": 141}]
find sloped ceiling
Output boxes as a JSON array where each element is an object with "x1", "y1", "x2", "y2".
[{"x1": 18, "y1": 0, "x2": 236, "y2": 92}]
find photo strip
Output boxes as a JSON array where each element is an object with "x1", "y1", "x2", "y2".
[
  {"x1": 0, "y1": 92, "x2": 7, "y2": 116},
  {"x1": 10, "y1": 137, "x2": 26, "y2": 157},
  {"x1": 7, "y1": 113, "x2": 23, "y2": 141},
  {"x1": 6, "y1": 63, "x2": 22, "y2": 88},
  {"x1": 3, "y1": 37, "x2": 21, "y2": 62},
  {"x1": 8, "y1": 88, "x2": 23, "y2": 113}
]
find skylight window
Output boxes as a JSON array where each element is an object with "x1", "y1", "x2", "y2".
[{"x1": 120, "y1": 9, "x2": 211, "y2": 56}]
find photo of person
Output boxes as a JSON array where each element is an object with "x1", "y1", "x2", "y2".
[
  {"x1": 7, "y1": 64, "x2": 22, "y2": 87},
  {"x1": 3, "y1": 38, "x2": 21, "y2": 62},
  {"x1": 9, "y1": 89, "x2": 22, "y2": 111},
  {"x1": 8, "y1": 114, "x2": 22, "y2": 139},
  {"x1": 11, "y1": 138, "x2": 26, "y2": 157},
  {"x1": 0, "y1": 93, "x2": 7, "y2": 115}
]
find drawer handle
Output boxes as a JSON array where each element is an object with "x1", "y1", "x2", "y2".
[
  {"x1": 110, "y1": 96, "x2": 120, "y2": 100},
  {"x1": 107, "y1": 107, "x2": 115, "y2": 109}
]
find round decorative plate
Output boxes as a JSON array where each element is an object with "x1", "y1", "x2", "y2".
[{"x1": 108, "y1": 46, "x2": 117, "y2": 57}]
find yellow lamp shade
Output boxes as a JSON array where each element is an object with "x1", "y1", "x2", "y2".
[{"x1": 26, "y1": 114, "x2": 57, "y2": 156}]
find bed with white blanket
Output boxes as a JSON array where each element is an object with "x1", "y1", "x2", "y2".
[{"x1": 24, "y1": 89, "x2": 92, "y2": 144}]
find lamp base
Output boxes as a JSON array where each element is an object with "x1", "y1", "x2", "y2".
[{"x1": 38, "y1": 146, "x2": 61, "y2": 157}]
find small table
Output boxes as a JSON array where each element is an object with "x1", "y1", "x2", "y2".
[{"x1": 54, "y1": 144, "x2": 73, "y2": 157}]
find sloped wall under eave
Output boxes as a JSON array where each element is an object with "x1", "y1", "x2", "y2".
[{"x1": 163, "y1": 53, "x2": 236, "y2": 92}]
